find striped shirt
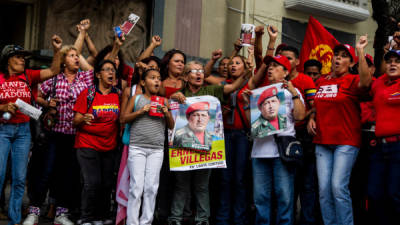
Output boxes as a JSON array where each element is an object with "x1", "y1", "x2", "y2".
[
  {"x1": 40, "y1": 70, "x2": 93, "y2": 134},
  {"x1": 130, "y1": 95, "x2": 166, "y2": 149}
]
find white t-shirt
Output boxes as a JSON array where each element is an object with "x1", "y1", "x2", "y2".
[{"x1": 251, "y1": 88, "x2": 304, "y2": 158}]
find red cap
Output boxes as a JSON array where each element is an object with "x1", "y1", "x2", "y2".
[
  {"x1": 263, "y1": 55, "x2": 291, "y2": 72},
  {"x1": 257, "y1": 86, "x2": 279, "y2": 107},
  {"x1": 334, "y1": 44, "x2": 356, "y2": 62},
  {"x1": 186, "y1": 102, "x2": 210, "y2": 115},
  {"x1": 365, "y1": 54, "x2": 374, "y2": 65}
]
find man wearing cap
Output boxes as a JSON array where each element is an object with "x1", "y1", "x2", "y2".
[
  {"x1": 251, "y1": 86, "x2": 287, "y2": 138},
  {"x1": 173, "y1": 101, "x2": 213, "y2": 151}
]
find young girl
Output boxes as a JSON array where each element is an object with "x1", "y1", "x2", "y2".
[{"x1": 121, "y1": 69, "x2": 174, "y2": 225}]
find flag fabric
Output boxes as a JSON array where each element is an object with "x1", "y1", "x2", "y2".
[
  {"x1": 115, "y1": 145, "x2": 130, "y2": 225},
  {"x1": 298, "y1": 16, "x2": 340, "y2": 75}
]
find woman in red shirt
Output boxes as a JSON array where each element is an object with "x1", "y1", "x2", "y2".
[
  {"x1": 0, "y1": 36, "x2": 62, "y2": 225},
  {"x1": 307, "y1": 36, "x2": 371, "y2": 225},
  {"x1": 366, "y1": 49, "x2": 400, "y2": 225},
  {"x1": 73, "y1": 60, "x2": 120, "y2": 225}
]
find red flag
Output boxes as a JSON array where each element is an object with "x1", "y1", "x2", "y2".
[{"x1": 298, "y1": 16, "x2": 340, "y2": 75}]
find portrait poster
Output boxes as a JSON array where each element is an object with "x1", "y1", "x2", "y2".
[
  {"x1": 250, "y1": 83, "x2": 288, "y2": 139},
  {"x1": 169, "y1": 95, "x2": 226, "y2": 171}
]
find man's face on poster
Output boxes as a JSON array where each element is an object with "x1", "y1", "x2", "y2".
[
  {"x1": 260, "y1": 96, "x2": 280, "y2": 120},
  {"x1": 188, "y1": 110, "x2": 210, "y2": 133}
]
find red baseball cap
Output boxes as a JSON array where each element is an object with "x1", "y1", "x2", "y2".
[
  {"x1": 263, "y1": 55, "x2": 291, "y2": 72},
  {"x1": 257, "y1": 86, "x2": 279, "y2": 108},
  {"x1": 186, "y1": 102, "x2": 210, "y2": 116},
  {"x1": 334, "y1": 44, "x2": 356, "y2": 62},
  {"x1": 365, "y1": 54, "x2": 374, "y2": 65}
]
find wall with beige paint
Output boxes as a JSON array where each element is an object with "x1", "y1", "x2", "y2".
[{"x1": 162, "y1": 0, "x2": 377, "y2": 59}]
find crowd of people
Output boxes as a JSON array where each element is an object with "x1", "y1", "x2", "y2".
[{"x1": 0, "y1": 18, "x2": 399, "y2": 225}]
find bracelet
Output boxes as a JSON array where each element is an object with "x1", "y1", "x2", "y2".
[
  {"x1": 267, "y1": 47, "x2": 275, "y2": 50},
  {"x1": 292, "y1": 95, "x2": 300, "y2": 100}
]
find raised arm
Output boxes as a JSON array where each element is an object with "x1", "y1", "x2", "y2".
[
  {"x1": 223, "y1": 70, "x2": 251, "y2": 95},
  {"x1": 266, "y1": 25, "x2": 278, "y2": 57},
  {"x1": 74, "y1": 19, "x2": 90, "y2": 55},
  {"x1": 230, "y1": 38, "x2": 243, "y2": 60},
  {"x1": 40, "y1": 35, "x2": 62, "y2": 81},
  {"x1": 205, "y1": 49, "x2": 222, "y2": 77},
  {"x1": 137, "y1": 35, "x2": 162, "y2": 61},
  {"x1": 106, "y1": 34, "x2": 125, "y2": 62},
  {"x1": 85, "y1": 33, "x2": 98, "y2": 65},
  {"x1": 356, "y1": 35, "x2": 372, "y2": 88},
  {"x1": 254, "y1": 26, "x2": 264, "y2": 69}
]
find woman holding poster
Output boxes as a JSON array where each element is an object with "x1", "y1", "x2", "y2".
[
  {"x1": 245, "y1": 55, "x2": 305, "y2": 225},
  {"x1": 168, "y1": 61, "x2": 250, "y2": 225},
  {"x1": 307, "y1": 36, "x2": 371, "y2": 225}
]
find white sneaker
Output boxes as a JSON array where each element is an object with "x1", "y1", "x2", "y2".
[
  {"x1": 23, "y1": 213, "x2": 39, "y2": 225},
  {"x1": 54, "y1": 214, "x2": 74, "y2": 225}
]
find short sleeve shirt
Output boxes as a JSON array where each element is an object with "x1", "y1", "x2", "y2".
[
  {"x1": 73, "y1": 88, "x2": 120, "y2": 151},
  {"x1": 313, "y1": 74, "x2": 363, "y2": 148},
  {"x1": 40, "y1": 70, "x2": 93, "y2": 134},
  {"x1": 370, "y1": 74, "x2": 400, "y2": 137},
  {"x1": 0, "y1": 69, "x2": 41, "y2": 123},
  {"x1": 251, "y1": 88, "x2": 304, "y2": 158}
]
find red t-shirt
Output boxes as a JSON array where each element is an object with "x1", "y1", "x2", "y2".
[
  {"x1": 73, "y1": 88, "x2": 120, "y2": 151},
  {"x1": 223, "y1": 81, "x2": 249, "y2": 130},
  {"x1": 313, "y1": 74, "x2": 363, "y2": 148},
  {"x1": 0, "y1": 69, "x2": 41, "y2": 123},
  {"x1": 371, "y1": 74, "x2": 400, "y2": 137},
  {"x1": 291, "y1": 73, "x2": 316, "y2": 128}
]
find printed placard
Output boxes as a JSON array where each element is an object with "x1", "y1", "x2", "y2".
[
  {"x1": 250, "y1": 83, "x2": 288, "y2": 138},
  {"x1": 169, "y1": 95, "x2": 226, "y2": 171},
  {"x1": 240, "y1": 24, "x2": 255, "y2": 46}
]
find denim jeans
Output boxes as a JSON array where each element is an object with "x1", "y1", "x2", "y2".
[
  {"x1": 315, "y1": 144, "x2": 359, "y2": 225},
  {"x1": 367, "y1": 141, "x2": 400, "y2": 225},
  {"x1": 252, "y1": 157, "x2": 295, "y2": 225},
  {"x1": 215, "y1": 129, "x2": 249, "y2": 225},
  {"x1": 0, "y1": 122, "x2": 31, "y2": 225},
  {"x1": 169, "y1": 169, "x2": 211, "y2": 223}
]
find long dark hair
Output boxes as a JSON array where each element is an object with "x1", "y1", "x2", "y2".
[{"x1": 160, "y1": 49, "x2": 186, "y2": 80}]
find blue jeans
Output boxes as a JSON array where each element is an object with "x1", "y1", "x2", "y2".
[
  {"x1": 0, "y1": 122, "x2": 31, "y2": 225},
  {"x1": 252, "y1": 157, "x2": 295, "y2": 225},
  {"x1": 315, "y1": 144, "x2": 359, "y2": 225},
  {"x1": 367, "y1": 141, "x2": 400, "y2": 225},
  {"x1": 215, "y1": 129, "x2": 249, "y2": 225}
]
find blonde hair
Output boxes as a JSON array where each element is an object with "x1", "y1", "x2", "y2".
[
  {"x1": 59, "y1": 45, "x2": 78, "y2": 69},
  {"x1": 184, "y1": 61, "x2": 203, "y2": 75}
]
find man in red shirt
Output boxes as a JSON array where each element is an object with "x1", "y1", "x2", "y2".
[{"x1": 279, "y1": 46, "x2": 319, "y2": 225}]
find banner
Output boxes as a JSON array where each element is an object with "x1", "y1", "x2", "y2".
[
  {"x1": 250, "y1": 83, "x2": 288, "y2": 139},
  {"x1": 169, "y1": 96, "x2": 226, "y2": 171},
  {"x1": 298, "y1": 16, "x2": 340, "y2": 75}
]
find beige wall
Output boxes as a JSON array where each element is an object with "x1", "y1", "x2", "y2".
[{"x1": 162, "y1": 0, "x2": 377, "y2": 58}]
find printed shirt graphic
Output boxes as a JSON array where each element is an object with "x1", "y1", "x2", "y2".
[
  {"x1": 0, "y1": 70, "x2": 41, "y2": 123},
  {"x1": 313, "y1": 74, "x2": 363, "y2": 148},
  {"x1": 371, "y1": 74, "x2": 400, "y2": 137},
  {"x1": 73, "y1": 88, "x2": 120, "y2": 151}
]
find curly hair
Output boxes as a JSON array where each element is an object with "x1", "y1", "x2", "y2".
[{"x1": 160, "y1": 49, "x2": 186, "y2": 80}]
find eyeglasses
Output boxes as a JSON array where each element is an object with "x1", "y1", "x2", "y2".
[
  {"x1": 190, "y1": 69, "x2": 204, "y2": 73},
  {"x1": 101, "y1": 68, "x2": 116, "y2": 73}
]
